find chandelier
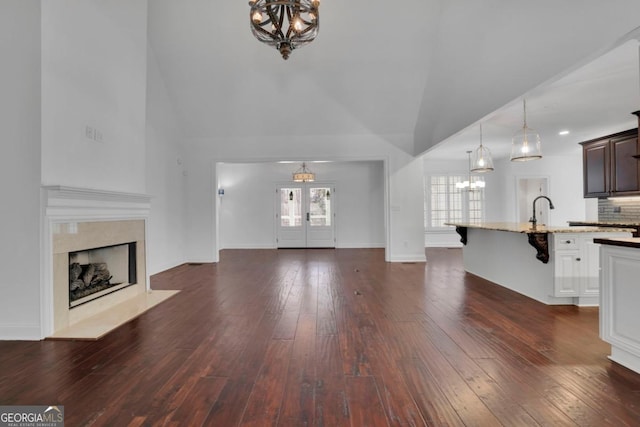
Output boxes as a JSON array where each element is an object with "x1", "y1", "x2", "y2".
[
  {"x1": 292, "y1": 162, "x2": 315, "y2": 182},
  {"x1": 249, "y1": 0, "x2": 320, "y2": 60}
]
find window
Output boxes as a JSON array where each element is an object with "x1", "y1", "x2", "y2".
[{"x1": 424, "y1": 175, "x2": 485, "y2": 229}]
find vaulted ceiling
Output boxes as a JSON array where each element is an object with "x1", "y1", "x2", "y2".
[{"x1": 147, "y1": 1, "x2": 640, "y2": 160}]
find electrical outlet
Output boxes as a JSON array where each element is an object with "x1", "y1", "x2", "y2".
[{"x1": 85, "y1": 126, "x2": 94, "y2": 139}]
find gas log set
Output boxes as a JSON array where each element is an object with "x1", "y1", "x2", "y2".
[{"x1": 69, "y1": 262, "x2": 114, "y2": 302}]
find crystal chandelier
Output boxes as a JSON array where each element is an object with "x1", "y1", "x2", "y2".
[
  {"x1": 292, "y1": 162, "x2": 315, "y2": 182},
  {"x1": 249, "y1": 0, "x2": 320, "y2": 60}
]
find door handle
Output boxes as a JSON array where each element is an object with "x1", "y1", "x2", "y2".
[{"x1": 306, "y1": 212, "x2": 310, "y2": 221}]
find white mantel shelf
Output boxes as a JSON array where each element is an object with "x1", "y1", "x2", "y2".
[{"x1": 43, "y1": 185, "x2": 151, "y2": 220}]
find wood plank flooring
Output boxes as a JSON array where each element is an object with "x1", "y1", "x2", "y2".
[{"x1": 1, "y1": 248, "x2": 640, "y2": 426}]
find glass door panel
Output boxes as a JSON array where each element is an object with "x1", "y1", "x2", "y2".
[
  {"x1": 309, "y1": 187, "x2": 331, "y2": 226},
  {"x1": 276, "y1": 187, "x2": 305, "y2": 248},
  {"x1": 280, "y1": 188, "x2": 302, "y2": 227},
  {"x1": 306, "y1": 186, "x2": 335, "y2": 247}
]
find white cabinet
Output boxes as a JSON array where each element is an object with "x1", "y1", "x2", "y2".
[
  {"x1": 600, "y1": 243, "x2": 640, "y2": 374},
  {"x1": 553, "y1": 232, "x2": 630, "y2": 305},
  {"x1": 554, "y1": 249, "x2": 581, "y2": 297},
  {"x1": 581, "y1": 240, "x2": 601, "y2": 297}
]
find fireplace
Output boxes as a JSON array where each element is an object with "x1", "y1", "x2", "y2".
[
  {"x1": 41, "y1": 186, "x2": 152, "y2": 339},
  {"x1": 68, "y1": 242, "x2": 137, "y2": 308},
  {"x1": 50, "y1": 218, "x2": 147, "y2": 334}
]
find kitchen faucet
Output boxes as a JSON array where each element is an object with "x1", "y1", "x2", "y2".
[{"x1": 530, "y1": 196, "x2": 555, "y2": 228}]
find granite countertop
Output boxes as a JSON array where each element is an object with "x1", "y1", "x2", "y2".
[
  {"x1": 593, "y1": 237, "x2": 640, "y2": 249},
  {"x1": 446, "y1": 222, "x2": 635, "y2": 234},
  {"x1": 568, "y1": 220, "x2": 640, "y2": 226}
]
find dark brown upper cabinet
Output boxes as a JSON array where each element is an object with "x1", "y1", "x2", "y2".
[
  {"x1": 580, "y1": 112, "x2": 640, "y2": 198},
  {"x1": 582, "y1": 137, "x2": 611, "y2": 197}
]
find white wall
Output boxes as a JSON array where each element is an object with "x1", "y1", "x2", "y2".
[
  {"x1": 0, "y1": 1, "x2": 42, "y2": 339},
  {"x1": 217, "y1": 161, "x2": 385, "y2": 249},
  {"x1": 485, "y1": 151, "x2": 588, "y2": 226},
  {"x1": 184, "y1": 134, "x2": 426, "y2": 263},
  {"x1": 41, "y1": 0, "x2": 148, "y2": 194},
  {"x1": 414, "y1": 1, "x2": 640, "y2": 155},
  {"x1": 145, "y1": 44, "x2": 187, "y2": 274}
]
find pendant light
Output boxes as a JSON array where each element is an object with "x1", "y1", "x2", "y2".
[
  {"x1": 456, "y1": 151, "x2": 486, "y2": 190},
  {"x1": 510, "y1": 99, "x2": 542, "y2": 162},
  {"x1": 470, "y1": 123, "x2": 494, "y2": 173},
  {"x1": 292, "y1": 162, "x2": 315, "y2": 182}
]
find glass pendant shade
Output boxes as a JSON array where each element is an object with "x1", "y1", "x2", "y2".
[
  {"x1": 511, "y1": 126, "x2": 542, "y2": 161},
  {"x1": 470, "y1": 124, "x2": 494, "y2": 172},
  {"x1": 510, "y1": 99, "x2": 542, "y2": 161},
  {"x1": 456, "y1": 150, "x2": 486, "y2": 190},
  {"x1": 471, "y1": 144, "x2": 494, "y2": 172}
]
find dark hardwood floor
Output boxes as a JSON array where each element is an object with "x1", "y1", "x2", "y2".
[{"x1": 2, "y1": 248, "x2": 640, "y2": 426}]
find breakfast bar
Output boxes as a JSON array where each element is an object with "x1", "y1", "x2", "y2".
[{"x1": 446, "y1": 222, "x2": 632, "y2": 306}]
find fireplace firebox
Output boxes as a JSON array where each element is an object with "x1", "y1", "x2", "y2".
[{"x1": 68, "y1": 242, "x2": 137, "y2": 308}]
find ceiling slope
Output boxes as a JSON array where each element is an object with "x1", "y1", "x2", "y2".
[
  {"x1": 414, "y1": 0, "x2": 640, "y2": 158},
  {"x1": 147, "y1": 0, "x2": 440, "y2": 153}
]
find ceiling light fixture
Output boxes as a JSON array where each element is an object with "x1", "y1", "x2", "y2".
[
  {"x1": 249, "y1": 0, "x2": 320, "y2": 60},
  {"x1": 558, "y1": 130, "x2": 570, "y2": 136},
  {"x1": 510, "y1": 99, "x2": 542, "y2": 162},
  {"x1": 292, "y1": 162, "x2": 315, "y2": 182},
  {"x1": 456, "y1": 151, "x2": 486, "y2": 190},
  {"x1": 470, "y1": 123, "x2": 494, "y2": 173}
]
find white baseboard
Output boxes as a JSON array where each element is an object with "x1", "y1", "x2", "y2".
[
  {"x1": 220, "y1": 244, "x2": 276, "y2": 250},
  {"x1": 336, "y1": 242, "x2": 385, "y2": 249},
  {"x1": 388, "y1": 253, "x2": 427, "y2": 263}
]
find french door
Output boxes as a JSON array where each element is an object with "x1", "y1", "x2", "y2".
[{"x1": 276, "y1": 184, "x2": 335, "y2": 248}]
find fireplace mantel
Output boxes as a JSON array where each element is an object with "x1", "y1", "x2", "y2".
[
  {"x1": 41, "y1": 186, "x2": 152, "y2": 339},
  {"x1": 43, "y1": 185, "x2": 151, "y2": 221}
]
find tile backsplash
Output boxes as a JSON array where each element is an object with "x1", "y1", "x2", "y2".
[{"x1": 599, "y1": 198, "x2": 640, "y2": 222}]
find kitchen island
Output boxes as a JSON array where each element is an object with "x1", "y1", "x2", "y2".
[
  {"x1": 595, "y1": 237, "x2": 640, "y2": 374},
  {"x1": 568, "y1": 220, "x2": 640, "y2": 237},
  {"x1": 447, "y1": 222, "x2": 632, "y2": 305}
]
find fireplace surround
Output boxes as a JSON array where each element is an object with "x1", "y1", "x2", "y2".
[
  {"x1": 43, "y1": 186, "x2": 151, "y2": 338},
  {"x1": 52, "y1": 219, "x2": 147, "y2": 333}
]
